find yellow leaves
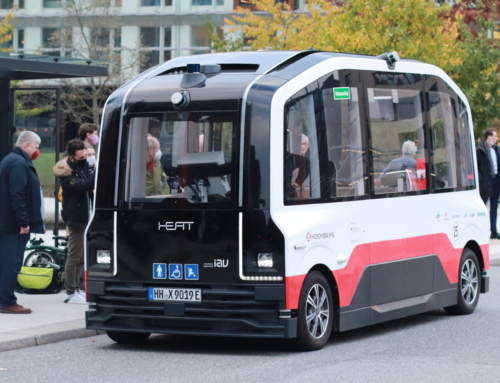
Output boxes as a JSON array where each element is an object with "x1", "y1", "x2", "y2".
[
  {"x1": 485, "y1": 93, "x2": 491, "y2": 100},
  {"x1": 0, "y1": 10, "x2": 14, "y2": 51}
]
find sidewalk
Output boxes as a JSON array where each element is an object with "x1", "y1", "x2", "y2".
[
  {"x1": 0, "y1": 293, "x2": 101, "y2": 352},
  {"x1": 1, "y1": 238, "x2": 499, "y2": 353}
]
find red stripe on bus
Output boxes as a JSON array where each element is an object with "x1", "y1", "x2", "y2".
[
  {"x1": 481, "y1": 244, "x2": 489, "y2": 270},
  {"x1": 285, "y1": 234, "x2": 486, "y2": 309}
]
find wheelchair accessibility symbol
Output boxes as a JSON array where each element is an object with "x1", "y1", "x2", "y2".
[
  {"x1": 185, "y1": 264, "x2": 199, "y2": 280},
  {"x1": 169, "y1": 264, "x2": 183, "y2": 280},
  {"x1": 453, "y1": 222, "x2": 459, "y2": 241}
]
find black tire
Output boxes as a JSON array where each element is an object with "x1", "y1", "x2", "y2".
[
  {"x1": 24, "y1": 251, "x2": 57, "y2": 267},
  {"x1": 444, "y1": 248, "x2": 481, "y2": 315},
  {"x1": 294, "y1": 271, "x2": 334, "y2": 351},
  {"x1": 106, "y1": 331, "x2": 151, "y2": 344}
]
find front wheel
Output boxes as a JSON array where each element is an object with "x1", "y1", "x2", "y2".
[
  {"x1": 444, "y1": 248, "x2": 480, "y2": 315},
  {"x1": 106, "y1": 331, "x2": 151, "y2": 344},
  {"x1": 294, "y1": 271, "x2": 334, "y2": 351},
  {"x1": 24, "y1": 251, "x2": 57, "y2": 267}
]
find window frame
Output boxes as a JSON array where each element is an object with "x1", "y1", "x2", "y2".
[
  {"x1": 317, "y1": 69, "x2": 370, "y2": 204},
  {"x1": 121, "y1": 111, "x2": 240, "y2": 210},
  {"x1": 363, "y1": 71, "x2": 430, "y2": 199}
]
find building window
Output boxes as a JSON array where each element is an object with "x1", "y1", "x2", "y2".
[
  {"x1": 43, "y1": 0, "x2": 62, "y2": 8},
  {"x1": 164, "y1": 27, "x2": 172, "y2": 61},
  {"x1": 140, "y1": 27, "x2": 160, "y2": 71},
  {"x1": 113, "y1": 28, "x2": 121, "y2": 48},
  {"x1": 165, "y1": 0, "x2": 172, "y2": 5},
  {"x1": 141, "y1": 0, "x2": 161, "y2": 5},
  {"x1": 216, "y1": 0, "x2": 224, "y2": 4},
  {"x1": 42, "y1": 28, "x2": 61, "y2": 57},
  {"x1": 17, "y1": 29, "x2": 24, "y2": 49},
  {"x1": 0, "y1": 0, "x2": 12, "y2": 9},
  {"x1": 192, "y1": 0, "x2": 212, "y2": 5},
  {"x1": 191, "y1": 26, "x2": 210, "y2": 54}
]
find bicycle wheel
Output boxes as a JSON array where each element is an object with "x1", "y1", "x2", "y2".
[{"x1": 24, "y1": 251, "x2": 57, "y2": 267}]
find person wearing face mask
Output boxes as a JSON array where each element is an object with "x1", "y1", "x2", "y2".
[
  {"x1": 53, "y1": 139, "x2": 95, "y2": 304},
  {"x1": 0, "y1": 131, "x2": 44, "y2": 314},
  {"x1": 477, "y1": 128, "x2": 500, "y2": 239},
  {"x1": 84, "y1": 143, "x2": 96, "y2": 173},
  {"x1": 79, "y1": 123, "x2": 99, "y2": 146},
  {"x1": 146, "y1": 135, "x2": 169, "y2": 196}
]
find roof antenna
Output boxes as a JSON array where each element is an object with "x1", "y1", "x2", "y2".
[{"x1": 376, "y1": 51, "x2": 399, "y2": 70}]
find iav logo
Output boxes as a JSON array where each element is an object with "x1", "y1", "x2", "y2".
[{"x1": 214, "y1": 259, "x2": 229, "y2": 268}]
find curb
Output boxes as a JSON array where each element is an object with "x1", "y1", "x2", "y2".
[{"x1": 0, "y1": 319, "x2": 105, "y2": 352}]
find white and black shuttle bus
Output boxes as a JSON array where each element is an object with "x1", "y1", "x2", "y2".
[{"x1": 85, "y1": 50, "x2": 490, "y2": 350}]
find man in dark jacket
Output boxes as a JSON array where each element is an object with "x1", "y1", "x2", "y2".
[
  {"x1": 0, "y1": 131, "x2": 44, "y2": 314},
  {"x1": 53, "y1": 139, "x2": 95, "y2": 304},
  {"x1": 477, "y1": 128, "x2": 500, "y2": 239}
]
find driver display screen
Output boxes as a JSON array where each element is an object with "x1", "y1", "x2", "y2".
[{"x1": 124, "y1": 112, "x2": 237, "y2": 206}]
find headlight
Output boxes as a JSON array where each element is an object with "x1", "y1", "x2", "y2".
[
  {"x1": 96, "y1": 250, "x2": 111, "y2": 264},
  {"x1": 257, "y1": 253, "x2": 273, "y2": 268}
]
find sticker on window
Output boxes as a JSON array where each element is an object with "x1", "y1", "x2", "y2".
[{"x1": 333, "y1": 87, "x2": 350, "y2": 100}]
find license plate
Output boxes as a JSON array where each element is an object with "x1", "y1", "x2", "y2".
[{"x1": 148, "y1": 287, "x2": 202, "y2": 303}]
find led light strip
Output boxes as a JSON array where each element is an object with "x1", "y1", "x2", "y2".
[
  {"x1": 239, "y1": 212, "x2": 283, "y2": 282},
  {"x1": 113, "y1": 211, "x2": 117, "y2": 276}
]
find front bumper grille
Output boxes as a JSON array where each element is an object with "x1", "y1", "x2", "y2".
[{"x1": 86, "y1": 281, "x2": 297, "y2": 338}]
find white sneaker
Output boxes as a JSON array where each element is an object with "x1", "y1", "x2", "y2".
[
  {"x1": 67, "y1": 293, "x2": 87, "y2": 305},
  {"x1": 76, "y1": 290, "x2": 86, "y2": 299},
  {"x1": 64, "y1": 293, "x2": 75, "y2": 303}
]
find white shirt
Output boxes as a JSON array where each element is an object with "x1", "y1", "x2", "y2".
[{"x1": 490, "y1": 147, "x2": 498, "y2": 175}]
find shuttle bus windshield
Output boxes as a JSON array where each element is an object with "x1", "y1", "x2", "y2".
[{"x1": 125, "y1": 111, "x2": 237, "y2": 206}]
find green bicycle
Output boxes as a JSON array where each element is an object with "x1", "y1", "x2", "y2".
[{"x1": 24, "y1": 236, "x2": 69, "y2": 270}]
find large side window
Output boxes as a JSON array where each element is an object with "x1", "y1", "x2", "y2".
[
  {"x1": 284, "y1": 84, "x2": 324, "y2": 205},
  {"x1": 426, "y1": 77, "x2": 459, "y2": 191},
  {"x1": 320, "y1": 70, "x2": 367, "y2": 199},
  {"x1": 457, "y1": 98, "x2": 476, "y2": 190},
  {"x1": 365, "y1": 72, "x2": 427, "y2": 196}
]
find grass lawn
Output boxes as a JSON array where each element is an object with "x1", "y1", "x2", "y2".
[{"x1": 34, "y1": 151, "x2": 63, "y2": 197}]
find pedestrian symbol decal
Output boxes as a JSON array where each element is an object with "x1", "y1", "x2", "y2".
[
  {"x1": 185, "y1": 264, "x2": 199, "y2": 280},
  {"x1": 153, "y1": 263, "x2": 166, "y2": 279},
  {"x1": 169, "y1": 264, "x2": 183, "y2": 280}
]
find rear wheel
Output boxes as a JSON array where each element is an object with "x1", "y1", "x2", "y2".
[
  {"x1": 444, "y1": 248, "x2": 480, "y2": 315},
  {"x1": 106, "y1": 331, "x2": 151, "y2": 344},
  {"x1": 294, "y1": 271, "x2": 334, "y2": 351}
]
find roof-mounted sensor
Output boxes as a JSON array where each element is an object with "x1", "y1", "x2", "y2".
[
  {"x1": 180, "y1": 63, "x2": 222, "y2": 88},
  {"x1": 376, "y1": 51, "x2": 399, "y2": 70}
]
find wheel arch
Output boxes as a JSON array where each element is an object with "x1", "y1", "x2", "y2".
[
  {"x1": 464, "y1": 240, "x2": 484, "y2": 271},
  {"x1": 309, "y1": 264, "x2": 340, "y2": 332}
]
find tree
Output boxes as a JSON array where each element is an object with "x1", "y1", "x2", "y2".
[
  {"x1": 230, "y1": 0, "x2": 462, "y2": 71},
  {"x1": 205, "y1": 18, "x2": 243, "y2": 53},
  {"x1": 445, "y1": 1, "x2": 500, "y2": 135},
  {"x1": 229, "y1": 0, "x2": 500, "y2": 137},
  {"x1": 0, "y1": 10, "x2": 14, "y2": 52},
  {"x1": 50, "y1": 0, "x2": 140, "y2": 124}
]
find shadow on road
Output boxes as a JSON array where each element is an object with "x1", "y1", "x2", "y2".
[{"x1": 98, "y1": 308, "x2": 452, "y2": 355}]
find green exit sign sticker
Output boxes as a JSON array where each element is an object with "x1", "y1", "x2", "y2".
[{"x1": 333, "y1": 87, "x2": 350, "y2": 100}]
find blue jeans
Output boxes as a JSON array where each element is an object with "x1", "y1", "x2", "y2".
[
  {"x1": 0, "y1": 233, "x2": 29, "y2": 308},
  {"x1": 482, "y1": 176, "x2": 500, "y2": 233}
]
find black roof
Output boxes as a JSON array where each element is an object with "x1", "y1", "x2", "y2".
[{"x1": 150, "y1": 50, "x2": 421, "y2": 79}]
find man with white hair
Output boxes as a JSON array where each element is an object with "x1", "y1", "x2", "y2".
[
  {"x1": 381, "y1": 140, "x2": 418, "y2": 175},
  {"x1": 0, "y1": 131, "x2": 45, "y2": 314}
]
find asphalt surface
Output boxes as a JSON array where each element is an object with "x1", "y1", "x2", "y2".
[{"x1": 1, "y1": 268, "x2": 499, "y2": 383}]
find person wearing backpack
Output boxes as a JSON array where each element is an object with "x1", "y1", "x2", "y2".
[
  {"x1": 53, "y1": 140, "x2": 95, "y2": 304},
  {"x1": 0, "y1": 131, "x2": 45, "y2": 314}
]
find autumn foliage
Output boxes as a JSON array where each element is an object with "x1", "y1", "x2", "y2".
[{"x1": 227, "y1": 0, "x2": 500, "y2": 136}]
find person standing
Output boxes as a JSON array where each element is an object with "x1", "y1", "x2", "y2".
[
  {"x1": 477, "y1": 128, "x2": 500, "y2": 239},
  {"x1": 53, "y1": 139, "x2": 95, "y2": 304},
  {"x1": 0, "y1": 132, "x2": 44, "y2": 314}
]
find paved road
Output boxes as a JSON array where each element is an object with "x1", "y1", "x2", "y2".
[{"x1": 1, "y1": 268, "x2": 499, "y2": 383}]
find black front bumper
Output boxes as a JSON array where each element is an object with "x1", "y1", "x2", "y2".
[{"x1": 85, "y1": 280, "x2": 297, "y2": 338}]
